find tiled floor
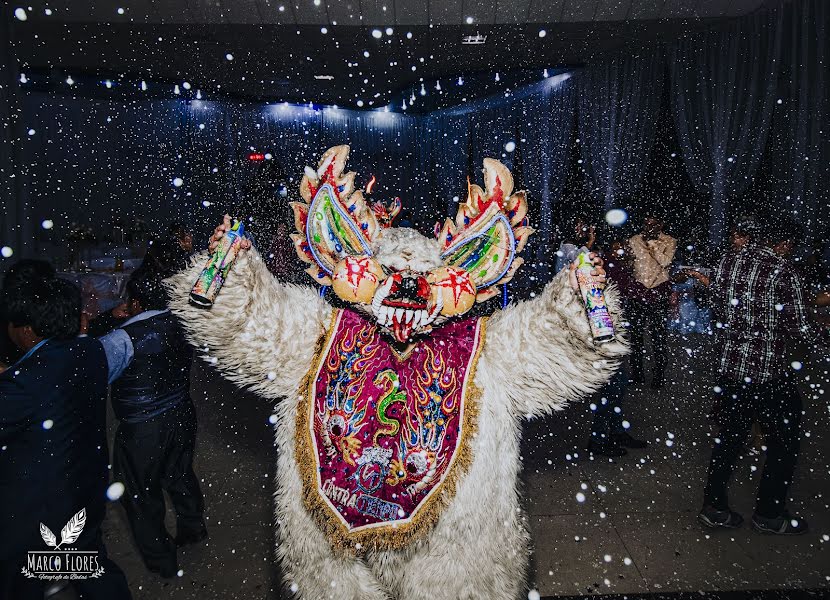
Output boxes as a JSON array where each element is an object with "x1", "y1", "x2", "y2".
[{"x1": 94, "y1": 334, "x2": 829, "y2": 599}]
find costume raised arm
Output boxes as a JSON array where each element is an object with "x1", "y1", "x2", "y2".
[
  {"x1": 482, "y1": 267, "x2": 628, "y2": 418},
  {"x1": 166, "y1": 247, "x2": 332, "y2": 400}
]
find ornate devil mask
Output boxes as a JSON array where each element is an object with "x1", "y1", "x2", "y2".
[{"x1": 290, "y1": 145, "x2": 534, "y2": 343}]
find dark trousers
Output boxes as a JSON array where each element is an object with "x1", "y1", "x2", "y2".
[
  {"x1": 703, "y1": 376, "x2": 802, "y2": 518},
  {"x1": 112, "y1": 401, "x2": 205, "y2": 573},
  {"x1": 590, "y1": 367, "x2": 627, "y2": 442},
  {"x1": 0, "y1": 528, "x2": 131, "y2": 600},
  {"x1": 627, "y1": 298, "x2": 668, "y2": 382}
]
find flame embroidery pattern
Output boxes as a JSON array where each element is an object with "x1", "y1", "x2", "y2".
[{"x1": 316, "y1": 323, "x2": 379, "y2": 465}]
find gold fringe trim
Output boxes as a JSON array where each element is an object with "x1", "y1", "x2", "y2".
[{"x1": 295, "y1": 311, "x2": 487, "y2": 556}]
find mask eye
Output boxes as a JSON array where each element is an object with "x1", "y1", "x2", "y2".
[
  {"x1": 427, "y1": 267, "x2": 476, "y2": 317},
  {"x1": 331, "y1": 256, "x2": 384, "y2": 304}
]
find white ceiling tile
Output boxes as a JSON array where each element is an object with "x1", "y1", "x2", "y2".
[
  {"x1": 527, "y1": 0, "x2": 566, "y2": 23},
  {"x1": 465, "y1": 0, "x2": 498, "y2": 24},
  {"x1": 495, "y1": 0, "x2": 531, "y2": 23},
  {"x1": 396, "y1": 0, "x2": 429, "y2": 25},
  {"x1": 256, "y1": 0, "x2": 296, "y2": 24},
  {"x1": 292, "y1": 0, "x2": 330, "y2": 24},
  {"x1": 430, "y1": 0, "x2": 464, "y2": 24},
  {"x1": 217, "y1": 0, "x2": 264, "y2": 24},
  {"x1": 595, "y1": 0, "x2": 630, "y2": 21},
  {"x1": 561, "y1": 0, "x2": 600, "y2": 22},
  {"x1": 326, "y1": 0, "x2": 362, "y2": 25},
  {"x1": 360, "y1": 0, "x2": 395, "y2": 24}
]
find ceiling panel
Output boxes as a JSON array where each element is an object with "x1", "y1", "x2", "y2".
[
  {"x1": 720, "y1": 0, "x2": 766, "y2": 16},
  {"x1": 595, "y1": 0, "x2": 630, "y2": 21},
  {"x1": 527, "y1": 0, "x2": 566, "y2": 23},
  {"x1": 465, "y1": 0, "x2": 498, "y2": 25},
  {"x1": 291, "y1": 0, "x2": 330, "y2": 25},
  {"x1": 359, "y1": 0, "x2": 394, "y2": 25},
  {"x1": 494, "y1": 0, "x2": 531, "y2": 24},
  {"x1": 561, "y1": 0, "x2": 600, "y2": 22},
  {"x1": 629, "y1": 0, "x2": 664, "y2": 20},
  {"x1": 395, "y1": 0, "x2": 430, "y2": 25},
  {"x1": 696, "y1": 0, "x2": 764, "y2": 18},
  {"x1": 325, "y1": 0, "x2": 362, "y2": 25},
  {"x1": 659, "y1": 0, "x2": 696, "y2": 18},
  {"x1": 13, "y1": 0, "x2": 774, "y2": 24},
  {"x1": 256, "y1": 0, "x2": 297, "y2": 24},
  {"x1": 217, "y1": 0, "x2": 264, "y2": 24},
  {"x1": 429, "y1": 0, "x2": 464, "y2": 24}
]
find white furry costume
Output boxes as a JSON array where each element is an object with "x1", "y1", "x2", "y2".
[{"x1": 167, "y1": 146, "x2": 627, "y2": 600}]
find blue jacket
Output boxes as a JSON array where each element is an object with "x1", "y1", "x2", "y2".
[{"x1": 0, "y1": 337, "x2": 109, "y2": 559}]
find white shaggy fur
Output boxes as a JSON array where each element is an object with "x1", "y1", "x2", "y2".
[
  {"x1": 372, "y1": 227, "x2": 445, "y2": 273},
  {"x1": 167, "y1": 246, "x2": 627, "y2": 600}
]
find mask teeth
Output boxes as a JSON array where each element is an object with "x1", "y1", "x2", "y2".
[{"x1": 422, "y1": 294, "x2": 443, "y2": 325}]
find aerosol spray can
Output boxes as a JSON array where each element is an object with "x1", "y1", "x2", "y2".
[
  {"x1": 575, "y1": 251, "x2": 615, "y2": 343},
  {"x1": 189, "y1": 219, "x2": 246, "y2": 308}
]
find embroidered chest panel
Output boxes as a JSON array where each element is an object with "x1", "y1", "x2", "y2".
[{"x1": 297, "y1": 308, "x2": 485, "y2": 552}]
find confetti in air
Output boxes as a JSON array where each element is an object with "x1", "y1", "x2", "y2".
[
  {"x1": 605, "y1": 208, "x2": 628, "y2": 226},
  {"x1": 106, "y1": 482, "x2": 126, "y2": 501}
]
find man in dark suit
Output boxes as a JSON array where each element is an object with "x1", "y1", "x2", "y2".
[
  {"x1": 0, "y1": 276, "x2": 131, "y2": 599},
  {"x1": 100, "y1": 267, "x2": 206, "y2": 578}
]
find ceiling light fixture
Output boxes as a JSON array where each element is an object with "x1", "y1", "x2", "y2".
[{"x1": 461, "y1": 33, "x2": 486, "y2": 45}]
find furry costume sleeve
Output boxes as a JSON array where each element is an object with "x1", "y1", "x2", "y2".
[
  {"x1": 483, "y1": 268, "x2": 628, "y2": 418},
  {"x1": 166, "y1": 248, "x2": 333, "y2": 400}
]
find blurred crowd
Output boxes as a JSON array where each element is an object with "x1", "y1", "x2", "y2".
[{"x1": 556, "y1": 210, "x2": 830, "y2": 534}]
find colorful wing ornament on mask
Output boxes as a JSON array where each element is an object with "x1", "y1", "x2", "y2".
[
  {"x1": 438, "y1": 158, "x2": 535, "y2": 303},
  {"x1": 290, "y1": 146, "x2": 382, "y2": 285}
]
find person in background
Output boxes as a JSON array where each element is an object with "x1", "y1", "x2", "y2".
[
  {"x1": 555, "y1": 213, "x2": 596, "y2": 274},
  {"x1": 0, "y1": 277, "x2": 131, "y2": 599},
  {"x1": 99, "y1": 267, "x2": 206, "y2": 578},
  {"x1": 0, "y1": 259, "x2": 57, "y2": 366},
  {"x1": 698, "y1": 218, "x2": 828, "y2": 535},
  {"x1": 587, "y1": 239, "x2": 649, "y2": 457},
  {"x1": 627, "y1": 212, "x2": 677, "y2": 389},
  {"x1": 141, "y1": 223, "x2": 194, "y2": 278}
]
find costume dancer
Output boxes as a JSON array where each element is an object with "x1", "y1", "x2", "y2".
[{"x1": 168, "y1": 146, "x2": 627, "y2": 599}]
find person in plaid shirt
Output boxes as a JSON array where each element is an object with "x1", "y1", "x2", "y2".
[{"x1": 688, "y1": 218, "x2": 828, "y2": 535}]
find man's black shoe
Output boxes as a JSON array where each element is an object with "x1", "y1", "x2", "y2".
[
  {"x1": 751, "y1": 512, "x2": 808, "y2": 536},
  {"x1": 587, "y1": 440, "x2": 628, "y2": 457},
  {"x1": 147, "y1": 562, "x2": 178, "y2": 579},
  {"x1": 175, "y1": 529, "x2": 209, "y2": 547},
  {"x1": 698, "y1": 505, "x2": 744, "y2": 529},
  {"x1": 613, "y1": 432, "x2": 649, "y2": 449},
  {"x1": 650, "y1": 375, "x2": 665, "y2": 390}
]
